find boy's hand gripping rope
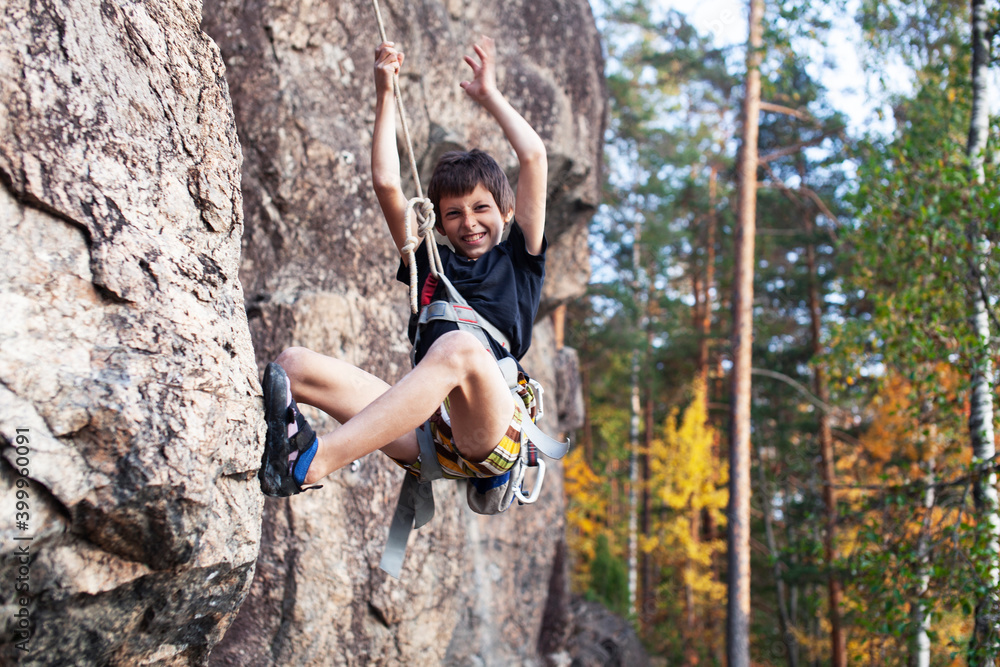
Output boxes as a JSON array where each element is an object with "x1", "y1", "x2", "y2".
[{"x1": 371, "y1": 0, "x2": 444, "y2": 313}]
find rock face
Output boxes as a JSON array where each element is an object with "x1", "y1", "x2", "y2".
[
  {"x1": 203, "y1": 0, "x2": 604, "y2": 664},
  {"x1": 0, "y1": 0, "x2": 602, "y2": 661},
  {"x1": 565, "y1": 597, "x2": 649, "y2": 667},
  {"x1": 0, "y1": 0, "x2": 262, "y2": 664}
]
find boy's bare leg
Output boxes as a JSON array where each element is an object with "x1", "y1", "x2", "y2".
[
  {"x1": 275, "y1": 346, "x2": 419, "y2": 464},
  {"x1": 281, "y1": 330, "x2": 514, "y2": 485}
]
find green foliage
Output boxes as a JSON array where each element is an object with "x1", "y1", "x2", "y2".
[
  {"x1": 835, "y1": 1, "x2": 1000, "y2": 660},
  {"x1": 571, "y1": 0, "x2": 998, "y2": 663},
  {"x1": 843, "y1": 455, "x2": 1000, "y2": 662},
  {"x1": 840, "y1": 0, "x2": 1000, "y2": 463},
  {"x1": 857, "y1": 0, "x2": 970, "y2": 75},
  {"x1": 588, "y1": 534, "x2": 631, "y2": 617}
]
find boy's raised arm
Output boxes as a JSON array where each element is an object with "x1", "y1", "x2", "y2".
[
  {"x1": 371, "y1": 42, "x2": 415, "y2": 259},
  {"x1": 460, "y1": 37, "x2": 547, "y2": 255}
]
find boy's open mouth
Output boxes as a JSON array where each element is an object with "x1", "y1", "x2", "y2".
[{"x1": 463, "y1": 232, "x2": 486, "y2": 244}]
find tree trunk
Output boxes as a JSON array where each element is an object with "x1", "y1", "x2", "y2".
[
  {"x1": 628, "y1": 347, "x2": 640, "y2": 618},
  {"x1": 610, "y1": 458, "x2": 620, "y2": 529},
  {"x1": 757, "y1": 446, "x2": 800, "y2": 667},
  {"x1": 686, "y1": 504, "x2": 702, "y2": 665},
  {"x1": 694, "y1": 265, "x2": 703, "y2": 373},
  {"x1": 703, "y1": 174, "x2": 721, "y2": 658},
  {"x1": 966, "y1": 0, "x2": 999, "y2": 660},
  {"x1": 811, "y1": 580, "x2": 823, "y2": 667},
  {"x1": 789, "y1": 543, "x2": 800, "y2": 656},
  {"x1": 640, "y1": 380, "x2": 655, "y2": 633},
  {"x1": 802, "y1": 164, "x2": 846, "y2": 667},
  {"x1": 727, "y1": 0, "x2": 763, "y2": 663},
  {"x1": 627, "y1": 217, "x2": 644, "y2": 619},
  {"x1": 582, "y1": 364, "x2": 594, "y2": 467},
  {"x1": 692, "y1": 191, "x2": 716, "y2": 660},
  {"x1": 699, "y1": 164, "x2": 719, "y2": 392},
  {"x1": 552, "y1": 303, "x2": 566, "y2": 351},
  {"x1": 910, "y1": 460, "x2": 936, "y2": 667}
]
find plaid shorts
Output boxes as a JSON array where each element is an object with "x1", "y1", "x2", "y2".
[{"x1": 390, "y1": 380, "x2": 536, "y2": 480}]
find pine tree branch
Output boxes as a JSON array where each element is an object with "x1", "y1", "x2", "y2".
[
  {"x1": 750, "y1": 367, "x2": 838, "y2": 414},
  {"x1": 798, "y1": 186, "x2": 842, "y2": 231},
  {"x1": 759, "y1": 163, "x2": 806, "y2": 206},
  {"x1": 758, "y1": 127, "x2": 844, "y2": 164},
  {"x1": 758, "y1": 162, "x2": 839, "y2": 241},
  {"x1": 755, "y1": 226, "x2": 809, "y2": 236},
  {"x1": 830, "y1": 429, "x2": 861, "y2": 447},
  {"x1": 759, "y1": 101, "x2": 817, "y2": 123},
  {"x1": 826, "y1": 455, "x2": 1000, "y2": 493}
]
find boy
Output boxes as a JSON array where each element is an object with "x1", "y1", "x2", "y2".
[{"x1": 259, "y1": 35, "x2": 547, "y2": 497}]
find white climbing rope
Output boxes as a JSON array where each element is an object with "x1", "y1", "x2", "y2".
[{"x1": 371, "y1": 0, "x2": 444, "y2": 313}]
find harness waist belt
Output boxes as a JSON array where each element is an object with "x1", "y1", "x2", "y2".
[{"x1": 417, "y1": 299, "x2": 510, "y2": 351}]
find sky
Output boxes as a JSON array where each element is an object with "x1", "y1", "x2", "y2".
[
  {"x1": 588, "y1": 0, "x2": 998, "y2": 287},
  {"x1": 657, "y1": 0, "x2": 891, "y2": 136},
  {"x1": 655, "y1": 0, "x2": 999, "y2": 136}
]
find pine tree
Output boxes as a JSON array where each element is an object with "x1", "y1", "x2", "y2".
[{"x1": 728, "y1": 1, "x2": 764, "y2": 662}]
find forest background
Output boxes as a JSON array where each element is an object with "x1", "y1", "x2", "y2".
[{"x1": 562, "y1": 0, "x2": 1000, "y2": 664}]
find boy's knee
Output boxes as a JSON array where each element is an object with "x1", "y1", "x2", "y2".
[
  {"x1": 275, "y1": 346, "x2": 311, "y2": 380},
  {"x1": 425, "y1": 330, "x2": 491, "y2": 374}
]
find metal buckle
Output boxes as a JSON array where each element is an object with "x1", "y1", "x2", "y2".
[{"x1": 528, "y1": 378, "x2": 545, "y2": 421}]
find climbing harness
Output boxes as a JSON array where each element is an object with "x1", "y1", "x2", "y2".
[
  {"x1": 370, "y1": 0, "x2": 569, "y2": 579},
  {"x1": 379, "y1": 270, "x2": 571, "y2": 578}
]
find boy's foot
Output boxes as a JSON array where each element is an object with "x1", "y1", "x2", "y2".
[{"x1": 259, "y1": 362, "x2": 321, "y2": 497}]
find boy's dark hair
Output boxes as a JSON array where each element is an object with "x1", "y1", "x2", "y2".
[{"x1": 427, "y1": 149, "x2": 515, "y2": 229}]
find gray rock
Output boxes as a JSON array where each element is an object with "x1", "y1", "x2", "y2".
[
  {"x1": 566, "y1": 597, "x2": 649, "y2": 667},
  {"x1": 0, "y1": 0, "x2": 604, "y2": 661},
  {"x1": 203, "y1": 0, "x2": 605, "y2": 664},
  {"x1": 555, "y1": 347, "x2": 586, "y2": 435},
  {"x1": 0, "y1": 0, "x2": 262, "y2": 663}
]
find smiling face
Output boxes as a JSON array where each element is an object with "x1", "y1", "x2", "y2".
[{"x1": 437, "y1": 183, "x2": 512, "y2": 260}]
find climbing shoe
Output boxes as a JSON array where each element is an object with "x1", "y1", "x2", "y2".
[{"x1": 259, "y1": 362, "x2": 322, "y2": 497}]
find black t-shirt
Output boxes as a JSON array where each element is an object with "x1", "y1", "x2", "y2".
[{"x1": 395, "y1": 221, "x2": 546, "y2": 365}]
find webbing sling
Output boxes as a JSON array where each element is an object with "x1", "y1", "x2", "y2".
[
  {"x1": 379, "y1": 273, "x2": 569, "y2": 578},
  {"x1": 496, "y1": 357, "x2": 569, "y2": 459},
  {"x1": 379, "y1": 422, "x2": 442, "y2": 577}
]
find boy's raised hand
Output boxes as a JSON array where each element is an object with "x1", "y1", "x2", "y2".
[
  {"x1": 459, "y1": 36, "x2": 498, "y2": 104},
  {"x1": 457, "y1": 35, "x2": 546, "y2": 255},
  {"x1": 374, "y1": 41, "x2": 403, "y2": 94}
]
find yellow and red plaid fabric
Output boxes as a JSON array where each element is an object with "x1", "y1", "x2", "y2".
[{"x1": 392, "y1": 379, "x2": 537, "y2": 480}]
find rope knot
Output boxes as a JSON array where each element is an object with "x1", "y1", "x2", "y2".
[
  {"x1": 411, "y1": 197, "x2": 436, "y2": 236},
  {"x1": 403, "y1": 196, "x2": 442, "y2": 314},
  {"x1": 401, "y1": 235, "x2": 420, "y2": 255}
]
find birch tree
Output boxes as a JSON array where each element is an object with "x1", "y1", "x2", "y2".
[
  {"x1": 965, "y1": 0, "x2": 997, "y2": 659},
  {"x1": 848, "y1": 0, "x2": 999, "y2": 659}
]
